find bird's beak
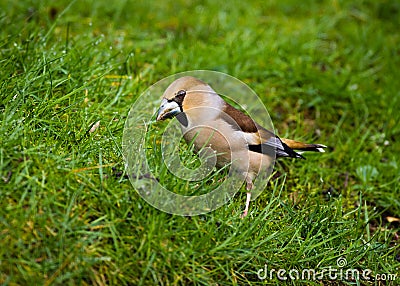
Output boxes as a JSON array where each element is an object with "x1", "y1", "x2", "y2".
[{"x1": 156, "y1": 99, "x2": 181, "y2": 121}]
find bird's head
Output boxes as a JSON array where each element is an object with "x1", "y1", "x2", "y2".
[{"x1": 156, "y1": 76, "x2": 223, "y2": 123}]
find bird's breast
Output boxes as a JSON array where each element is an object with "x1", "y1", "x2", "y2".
[{"x1": 181, "y1": 118, "x2": 248, "y2": 168}]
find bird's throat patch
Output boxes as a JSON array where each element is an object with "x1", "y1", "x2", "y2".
[{"x1": 176, "y1": 112, "x2": 188, "y2": 127}]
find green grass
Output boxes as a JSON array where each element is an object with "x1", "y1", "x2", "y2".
[{"x1": 1, "y1": 0, "x2": 399, "y2": 284}]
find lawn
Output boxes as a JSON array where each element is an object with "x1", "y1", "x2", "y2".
[{"x1": 0, "y1": 0, "x2": 399, "y2": 285}]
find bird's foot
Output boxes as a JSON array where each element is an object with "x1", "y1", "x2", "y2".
[{"x1": 240, "y1": 192, "x2": 252, "y2": 218}]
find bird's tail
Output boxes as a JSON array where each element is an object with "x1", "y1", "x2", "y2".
[{"x1": 281, "y1": 138, "x2": 327, "y2": 153}]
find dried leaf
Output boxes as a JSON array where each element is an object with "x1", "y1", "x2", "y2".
[
  {"x1": 89, "y1": 120, "x2": 100, "y2": 133},
  {"x1": 386, "y1": 216, "x2": 400, "y2": 223}
]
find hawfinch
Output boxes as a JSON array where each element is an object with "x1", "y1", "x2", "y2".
[{"x1": 156, "y1": 76, "x2": 326, "y2": 217}]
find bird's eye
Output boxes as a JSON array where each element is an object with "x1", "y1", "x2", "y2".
[{"x1": 176, "y1": 90, "x2": 186, "y2": 97}]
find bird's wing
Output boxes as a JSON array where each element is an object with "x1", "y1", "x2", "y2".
[
  {"x1": 253, "y1": 127, "x2": 304, "y2": 158},
  {"x1": 220, "y1": 102, "x2": 303, "y2": 158}
]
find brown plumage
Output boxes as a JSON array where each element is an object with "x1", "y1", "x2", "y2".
[{"x1": 281, "y1": 138, "x2": 326, "y2": 153}]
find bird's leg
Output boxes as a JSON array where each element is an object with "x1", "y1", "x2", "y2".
[{"x1": 241, "y1": 180, "x2": 253, "y2": 218}]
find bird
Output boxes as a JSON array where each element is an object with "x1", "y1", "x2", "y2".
[{"x1": 156, "y1": 76, "x2": 326, "y2": 217}]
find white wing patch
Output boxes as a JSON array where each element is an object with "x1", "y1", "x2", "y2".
[{"x1": 262, "y1": 136, "x2": 285, "y2": 150}]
